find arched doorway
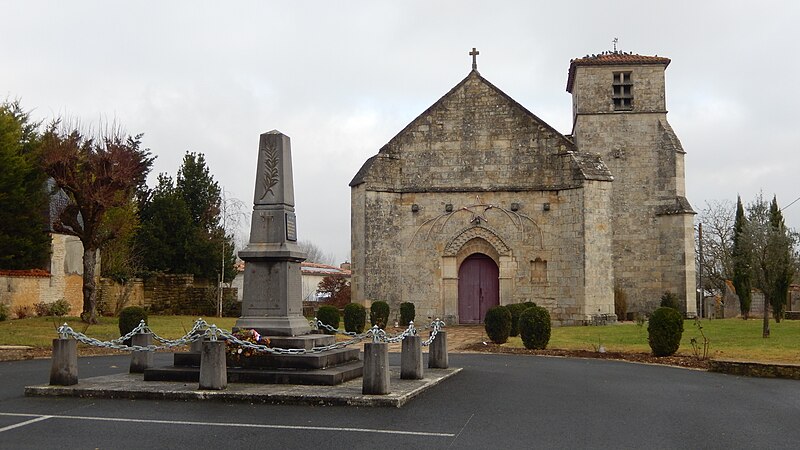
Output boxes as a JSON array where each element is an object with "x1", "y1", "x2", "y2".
[{"x1": 458, "y1": 253, "x2": 499, "y2": 324}]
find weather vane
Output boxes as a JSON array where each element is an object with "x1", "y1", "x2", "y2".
[{"x1": 469, "y1": 47, "x2": 479, "y2": 70}]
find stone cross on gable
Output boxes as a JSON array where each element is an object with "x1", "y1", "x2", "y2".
[{"x1": 470, "y1": 47, "x2": 479, "y2": 70}]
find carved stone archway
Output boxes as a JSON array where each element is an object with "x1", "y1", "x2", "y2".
[{"x1": 440, "y1": 226, "x2": 516, "y2": 324}]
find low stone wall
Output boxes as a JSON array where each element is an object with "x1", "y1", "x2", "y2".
[
  {"x1": 785, "y1": 311, "x2": 800, "y2": 320},
  {"x1": 0, "y1": 269, "x2": 83, "y2": 317},
  {"x1": 97, "y1": 278, "x2": 145, "y2": 315},
  {"x1": 143, "y1": 274, "x2": 238, "y2": 316},
  {"x1": 709, "y1": 360, "x2": 800, "y2": 380}
]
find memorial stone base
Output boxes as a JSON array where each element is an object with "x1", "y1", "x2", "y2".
[{"x1": 144, "y1": 333, "x2": 363, "y2": 386}]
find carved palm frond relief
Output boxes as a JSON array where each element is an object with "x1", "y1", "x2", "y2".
[{"x1": 260, "y1": 143, "x2": 279, "y2": 200}]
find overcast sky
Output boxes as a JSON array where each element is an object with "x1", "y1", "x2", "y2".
[{"x1": 3, "y1": 1, "x2": 799, "y2": 262}]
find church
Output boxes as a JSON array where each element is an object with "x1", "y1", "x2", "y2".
[{"x1": 350, "y1": 49, "x2": 696, "y2": 325}]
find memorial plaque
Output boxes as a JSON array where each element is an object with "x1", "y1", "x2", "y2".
[{"x1": 285, "y1": 212, "x2": 297, "y2": 241}]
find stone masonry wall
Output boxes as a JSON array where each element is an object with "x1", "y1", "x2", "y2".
[
  {"x1": 353, "y1": 186, "x2": 613, "y2": 325},
  {"x1": 351, "y1": 69, "x2": 616, "y2": 325},
  {"x1": 572, "y1": 63, "x2": 696, "y2": 315}
]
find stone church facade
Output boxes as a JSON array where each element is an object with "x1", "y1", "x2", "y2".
[{"x1": 350, "y1": 51, "x2": 696, "y2": 325}]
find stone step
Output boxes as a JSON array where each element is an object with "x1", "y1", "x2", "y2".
[
  {"x1": 174, "y1": 347, "x2": 360, "y2": 370},
  {"x1": 190, "y1": 334, "x2": 336, "y2": 353},
  {"x1": 143, "y1": 360, "x2": 364, "y2": 386}
]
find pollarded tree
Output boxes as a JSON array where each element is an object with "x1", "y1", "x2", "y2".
[
  {"x1": 0, "y1": 101, "x2": 50, "y2": 270},
  {"x1": 731, "y1": 196, "x2": 752, "y2": 319},
  {"x1": 40, "y1": 123, "x2": 154, "y2": 323}
]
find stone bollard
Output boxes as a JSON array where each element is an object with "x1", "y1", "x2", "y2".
[
  {"x1": 428, "y1": 330, "x2": 448, "y2": 369},
  {"x1": 401, "y1": 335, "x2": 424, "y2": 380},
  {"x1": 190, "y1": 333, "x2": 206, "y2": 353},
  {"x1": 199, "y1": 340, "x2": 227, "y2": 390},
  {"x1": 362, "y1": 342, "x2": 390, "y2": 395},
  {"x1": 50, "y1": 338, "x2": 78, "y2": 386},
  {"x1": 129, "y1": 332, "x2": 153, "y2": 373}
]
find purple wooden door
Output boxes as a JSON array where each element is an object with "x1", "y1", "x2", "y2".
[{"x1": 458, "y1": 253, "x2": 499, "y2": 324}]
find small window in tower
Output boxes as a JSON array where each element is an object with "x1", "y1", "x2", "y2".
[{"x1": 612, "y1": 71, "x2": 633, "y2": 111}]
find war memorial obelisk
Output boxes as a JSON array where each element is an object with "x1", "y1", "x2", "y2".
[{"x1": 235, "y1": 130, "x2": 311, "y2": 336}]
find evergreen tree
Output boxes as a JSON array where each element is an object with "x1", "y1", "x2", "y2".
[
  {"x1": 747, "y1": 194, "x2": 796, "y2": 337},
  {"x1": 136, "y1": 174, "x2": 194, "y2": 275},
  {"x1": 731, "y1": 195, "x2": 752, "y2": 319},
  {"x1": 0, "y1": 101, "x2": 50, "y2": 270},
  {"x1": 176, "y1": 152, "x2": 221, "y2": 231},
  {"x1": 137, "y1": 154, "x2": 236, "y2": 283},
  {"x1": 766, "y1": 196, "x2": 793, "y2": 323}
]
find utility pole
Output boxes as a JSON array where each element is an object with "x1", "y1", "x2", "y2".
[
  {"x1": 698, "y1": 222, "x2": 704, "y2": 318},
  {"x1": 218, "y1": 188, "x2": 227, "y2": 318}
]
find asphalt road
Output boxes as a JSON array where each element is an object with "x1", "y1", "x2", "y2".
[{"x1": 1, "y1": 352, "x2": 799, "y2": 449}]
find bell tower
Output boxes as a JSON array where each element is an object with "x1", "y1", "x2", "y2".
[{"x1": 567, "y1": 51, "x2": 697, "y2": 316}]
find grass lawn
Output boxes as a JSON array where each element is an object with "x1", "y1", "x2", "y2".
[
  {"x1": 504, "y1": 318, "x2": 800, "y2": 364},
  {"x1": 0, "y1": 316, "x2": 238, "y2": 348},
  {"x1": 2, "y1": 316, "x2": 798, "y2": 364}
]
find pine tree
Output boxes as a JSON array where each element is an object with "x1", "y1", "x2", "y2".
[
  {"x1": 731, "y1": 195, "x2": 752, "y2": 319},
  {"x1": 0, "y1": 101, "x2": 50, "y2": 270}
]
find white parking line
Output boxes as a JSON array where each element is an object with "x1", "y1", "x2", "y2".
[
  {"x1": 0, "y1": 415, "x2": 52, "y2": 433},
  {"x1": 0, "y1": 412, "x2": 453, "y2": 437}
]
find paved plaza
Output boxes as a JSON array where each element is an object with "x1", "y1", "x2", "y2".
[{"x1": 2, "y1": 351, "x2": 800, "y2": 449}]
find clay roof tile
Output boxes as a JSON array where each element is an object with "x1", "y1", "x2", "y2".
[{"x1": 566, "y1": 52, "x2": 671, "y2": 93}]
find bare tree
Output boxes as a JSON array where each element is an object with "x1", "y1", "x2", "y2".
[
  {"x1": 695, "y1": 199, "x2": 735, "y2": 294},
  {"x1": 298, "y1": 240, "x2": 336, "y2": 265}
]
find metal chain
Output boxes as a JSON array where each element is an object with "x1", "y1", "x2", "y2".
[
  {"x1": 422, "y1": 319, "x2": 446, "y2": 346},
  {"x1": 54, "y1": 317, "x2": 446, "y2": 353}
]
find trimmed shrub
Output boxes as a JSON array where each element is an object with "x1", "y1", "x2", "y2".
[
  {"x1": 507, "y1": 303, "x2": 536, "y2": 337},
  {"x1": 317, "y1": 305, "x2": 340, "y2": 334},
  {"x1": 519, "y1": 306, "x2": 551, "y2": 350},
  {"x1": 33, "y1": 299, "x2": 72, "y2": 317},
  {"x1": 660, "y1": 291, "x2": 680, "y2": 311},
  {"x1": 370, "y1": 301, "x2": 390, "y2": 330},
  {"x1": 33, "y1": 301, "x2": 51, "y2": 317},
  {"x1": 484, "y1": 305, "x2": 512, "y2": 344},
  {"x1": 647, "y1": 306, "x2": 684, "y2": 356},
  {"x1": 50, "y1": 299, "x2": 72, "y2": 317},
  {"x1": 118, "y1": 306, "x2": 148, "y2": 341},
  {"x1": 399, "y1": 302, "x2": 415, "y2": 326},
  {"x1": 0, "y1": 303, "x2": 8, "y2": 322},
  {"x1": 343, "y1": 303, "x2": 367, "y2": 333}
]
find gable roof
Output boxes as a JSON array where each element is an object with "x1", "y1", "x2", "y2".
[
  {"x1": 566, "y1": 52, "x2": 671, "y2": 93},
  {"x1": 386, "y1": 69, "x2": 573, "y2": 154},
  {"x1": 351, "y1": 70, "x2": 584, "y2": 187}
]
